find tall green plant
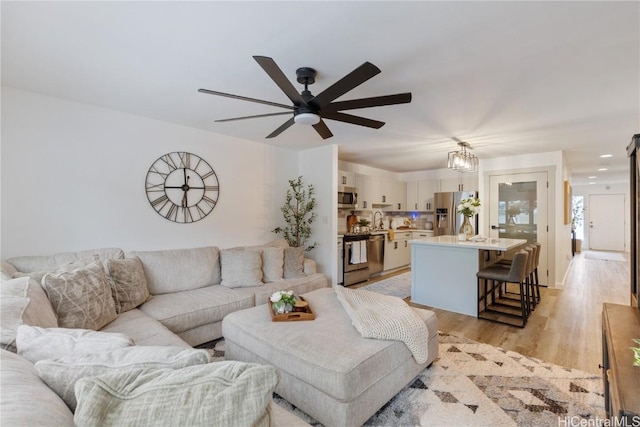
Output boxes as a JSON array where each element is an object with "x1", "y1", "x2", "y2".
[{"x1": 273, "y1": 176, "x2": 317, "y2": 251}]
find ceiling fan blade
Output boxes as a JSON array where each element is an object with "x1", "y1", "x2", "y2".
[
  {"x1": 322, "y1": 111, "x2": 385, "y2": 129},
  {"x1": 324, "y1": 93, "x2": 412, "y2": 112},
  {"x1": 198, "y1": 88, "x2": 293, "y2": 110},
  {"x1": 312, "y1": 120, "x2": 333, "y2": 139},
  {"x1": 215, "y1": 111, "x2": 292, "y2": 123},
  {"x1": 310, "y1": 62, "x2": 381, "y2": 108},
  {"x1": 253, "y1": 56, "x2": 306, "y2": 106},
  {"x1": 266, "y1": 117, "x2": 295, "y2": 139}
]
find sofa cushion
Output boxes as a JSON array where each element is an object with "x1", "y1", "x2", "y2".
[
  {"x1": 100, "y1": 308, "x2": 191, "y2": 347},
  {"x1": 220, "y1": 248, "x2": 264, "y2": 288},
  {"x1": 41, "y1": 259, "x2": 117, "y2": 330},
  {"x1": 138, "y1": 285, "x2": 254, "y2": 334},
  {"x1": 105, "y1": 257, "x2": 151, "y2": 313},
  {"x1": 12, "y1": 256, "x2": 99, "y2": 286},
  {"x1": 6, "y1": 248, "x2": 124, "y2": 273},
  {"x1": 0, "y1": 349, "x2": 75, "y2": 426},
  {"x1": 16, "y1": 325, "x2": 134, "y2": 364},
  {"x1": 127, "y1": 246, "x2": 221, "y2": 295},
  {"x1": 36, "y1": 346, "x2": 211, "y2": 411},
  {"x1": 283, "y1": 247, "x2": 305, "y2": 279},
  {"x1": 222, "y1": 287, "x2": 438, "y2": 403},
  {"x1": 1, "y1": 260, "x2": 19, "y2": 280},
  {"x1": 73, "y1": 361, "x2": 279, "y2": 427},
  {"x1": 261, "y1": 246, "x2": 284, "y2": 283},
  {"x1": 0, "y1": 277, "x2": 58, "y2": 351}
]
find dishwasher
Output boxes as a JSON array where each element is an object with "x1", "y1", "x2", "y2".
[{"x1": 368, "y1": 234, "x2": 385, "y2": 276}]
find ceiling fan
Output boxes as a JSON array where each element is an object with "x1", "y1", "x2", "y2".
[{"x1": 198, "y1": 56, "x2": 412, "y2": 139}]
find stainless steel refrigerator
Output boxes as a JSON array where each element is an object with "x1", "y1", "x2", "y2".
[{"x1": 433, "y1": 191, "x2": 478, "y2": 236}]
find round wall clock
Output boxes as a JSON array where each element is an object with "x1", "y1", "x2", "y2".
[{"x1": 145, "y1": 151, "x2": 220, "y2": 223}]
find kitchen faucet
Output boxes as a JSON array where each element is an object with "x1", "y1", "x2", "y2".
[{"x1": 373, "y1": 211, "x2": 383, "y2": 230}]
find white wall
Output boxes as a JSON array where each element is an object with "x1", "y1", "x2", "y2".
[
  {"x1": 299, "y1": 145, "x2": 338, "y2": 282},
  {"x1": 1, "y1": 87, "x2": 300, "y2": 258},
  {"x1": 572, "y1": 183, "x2": 631, "y2": 251}
]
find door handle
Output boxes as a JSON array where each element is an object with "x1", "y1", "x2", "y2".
[{"x1": 491, "y1": 225, "x2": 498, "y2": 229}]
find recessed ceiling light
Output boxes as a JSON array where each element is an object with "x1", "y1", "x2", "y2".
[
  {"x1": 600, "y1": 154, "x2": 613, "y2": 158},
  {"x1": 589, "y1": 182, "x2": 596, "y2": 185},
  {"x1": 598, "y1": 168, "x2": 608, "y2": 171},
  {"x1": 588, "y1": 176, "x2": 597, "y2": 179}
]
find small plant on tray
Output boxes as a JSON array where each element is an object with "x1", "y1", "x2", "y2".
[{"x1": 270, "y1": 290, "x2": 296, "y2": 314}]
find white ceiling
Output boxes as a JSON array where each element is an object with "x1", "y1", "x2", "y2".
[{"x1": 2, "y1": 1, "x2": 638, "y2": 185}]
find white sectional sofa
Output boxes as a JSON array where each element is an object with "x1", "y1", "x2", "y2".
[{"x1": 1, "y1": 240, "x2": 327, "y2": 426}]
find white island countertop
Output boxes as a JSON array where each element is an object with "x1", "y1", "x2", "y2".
[{"x1": 409, "y1": 235, "x2": 527, "y2": 251}]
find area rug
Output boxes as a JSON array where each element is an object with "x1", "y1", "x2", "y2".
[
  {"x1": 584, "y1": 251, "x2": 625, "y2": 262},
  {"x1": 360, "y1": 271, "x2": 411, "y2": 299},
  {"x1": 198, "y1": 333, "x2": 605, "y2": 427}
]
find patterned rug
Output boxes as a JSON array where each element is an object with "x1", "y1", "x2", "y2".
[
  {"x1": 360, "y1": 271, "x2": 411, "y2": 299},
  {"x1": 198, "y1": 333, "x2": 605, "y2": 426}
]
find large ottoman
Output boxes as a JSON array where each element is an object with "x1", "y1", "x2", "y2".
[{"x1": 221, "y1": 287, "x2": 438, "y2": 427}]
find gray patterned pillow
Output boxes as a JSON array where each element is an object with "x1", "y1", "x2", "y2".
[
  {"x1": 220, "y1": 248, "x2": 263, "y2": 288},
  {"x1": 74, "y1": 361, "x2": 279, "y2": 427},
  {"x1": 283, "y1": 247, "x2": 305, "y2": 279},
  {"x1": 105, "y1": 257, "x2": 151, "y2": 313},
  {"x1": 36, "y1": 346, "x2": 211, "y2": 411},
  {"x1": 41, "y1": 260, "x2": 117, "y2": 330}
]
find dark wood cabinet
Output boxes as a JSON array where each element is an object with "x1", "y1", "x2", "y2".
[
  {"x1": 627, "y1": 134, "x2": 640, "y2": 307},
  {"x1": 601, "y1": 303, "x2": 640, "y2": 426}
]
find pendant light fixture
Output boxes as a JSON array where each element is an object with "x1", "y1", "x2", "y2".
[{"x1": 447, "y1": 141, "x2": 478, "y2": 172}]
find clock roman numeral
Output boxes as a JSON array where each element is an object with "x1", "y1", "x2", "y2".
[
  {"x1": 165, "y1": 204, "x2": 178, "y2": 221},
  {"x1": 201, "y1": 170, "x2": 216, "y2": 180},
  {"x1": 183, "y1": 206, "x2": 194, "y2": 223},
  {"x1": 151, "y1": 195, "x2": 169, "y2": 208},
  {"x1": 149, "y1": 165, "x2": 169, "y2": 179},
  {"x1": 204, "y1": 185, "x2": 219, "y2": 192},
  {"x1": 178, "y1": 152, "x2": 191, "y2": 169},
  {"x1": 145, "y1": 182, "x2": 164, "y2": 192},
  {"x1": 160, "y1": 154, "x2": 178, "y2": 171},
  {"x1": 201, "y1": 195, "x2": 217, "y2": 207}
]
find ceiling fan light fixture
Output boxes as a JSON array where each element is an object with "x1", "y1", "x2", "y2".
[
  {"x1": 447, "y1": 141, "x2": 478, "y2": 173},
  {"x1": 294, "y1": 112, "x2": 320, "y2": 125}
]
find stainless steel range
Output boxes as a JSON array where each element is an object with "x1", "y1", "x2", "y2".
[{"x1": 342, "y1": 233, "x2": 370, "y2": 286}]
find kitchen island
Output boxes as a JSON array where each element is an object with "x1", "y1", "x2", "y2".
[{"x1": 409, "y1": 235, "x2": 527, "y2": 316}]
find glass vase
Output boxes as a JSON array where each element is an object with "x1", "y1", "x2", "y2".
[
  {"x1": 272, "y1": 301, "x2": 286, "y2": 314},
  {"x1": 459, "y1": 216, "x2": 474, "y2": 241}
]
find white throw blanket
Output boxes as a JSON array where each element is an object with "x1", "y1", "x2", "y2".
[{"x1": 334, "y1": 286, "x2": 429, "y2": 363}]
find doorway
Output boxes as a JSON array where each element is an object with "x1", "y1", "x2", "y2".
[
  {"x1": 489, "y1": 172, "x2": 549, "y2": 285},
  {"x1": 588, "y1": 194, "x2": 625, "y2": 251}
]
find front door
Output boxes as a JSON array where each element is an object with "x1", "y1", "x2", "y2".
[
  {"x1": 489, "y1": 172, "x2": 549, "y2": 285},
  {"x1": 589, "y1": 194, "x2": 625, "y2": 251}
]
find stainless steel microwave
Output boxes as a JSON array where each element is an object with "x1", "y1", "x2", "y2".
[{"x1": 338, "y1": 186, "x2": 358, "y2": 208}]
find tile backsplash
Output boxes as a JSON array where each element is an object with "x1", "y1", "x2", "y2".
[{"x1": 337, "y1": 210, "x2": 434, "y2": 233}]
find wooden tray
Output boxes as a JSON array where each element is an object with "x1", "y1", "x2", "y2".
[{"x1": 269, "y1": 296, "x2": 315, "y2": 322}]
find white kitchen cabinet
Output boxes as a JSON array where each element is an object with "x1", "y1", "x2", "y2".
[
  {"x1": 412, "y1": 231, "x2": 434, "y2": 239},
  {"x1": 439, "y1": 175, "x2": 478, "y2": 192},
  {"x1": 388, "y1": 180, "x2": 406, "y2": 211},
  {"x1": 383, "y1": 231, "x2": 412, "y2": 271},
  {"x1": 406, "y1": 180, "x2": 439, "y2": 211},
  {"x1": 355, "y1": 173, "x2": 374, "y2": 209},
  {"x1": 338, "y1": 171, "x2": 355, "y2": 187}
]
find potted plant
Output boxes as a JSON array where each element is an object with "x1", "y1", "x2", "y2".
[{"x1": 273, "y1": 176, "x2": 317, "y2": 251}]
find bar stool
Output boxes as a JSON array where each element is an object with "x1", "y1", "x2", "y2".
[
  {"x1": 477, "y1": 250, "x2": 529, "y2": 328},
  {"x1": 532, "y1": 242, "x2": 542, "y2": 304},
  {"x1": 498, "y1": 245, "x2": 535, "y2": 315}
]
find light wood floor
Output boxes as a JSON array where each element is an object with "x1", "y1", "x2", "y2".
[{"x1": 364, "y1": 250, "x2": 630, "y2": 375}]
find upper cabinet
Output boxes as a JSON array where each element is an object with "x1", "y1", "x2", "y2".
[
  {"x1": 338, "y1": 171, "x2": 356, "y2": 187},
  {"x1": 354, "y1": 174, "x2": 405, "y2": 210},
  {"x1": 439, "y1": 175, "x2": 478, "y2": 192},
  {"x1": 405, "y1": 179, "x2": 439, "y2": 212}
]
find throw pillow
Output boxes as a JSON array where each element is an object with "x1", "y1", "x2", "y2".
[
  {"x1": 36, "y1": 346, "x2": 211, "y2": 411},
  {"x1": 41, "y1": 259, "x2": 117, "y2": 330},
  {"x1": 12, "y1": 256, "x2": 99, "y2": 285},
  {"x1": 283, "y1": 247, "x2": 305, "y2": 279},
  {"x1": 16, "y1": 325, "x2": 134, "y2": 364},
  {"x1": 74, "y1": 361, "x2": 279, "y2": 427},
  {"x1": 105, "y1": 257, "x2": 151, "y2": 313},
  {"x1": 1, "y1": 260, "x2": 18, "y2": 280},
  {"x1": 0, "y1": 277, "x2": 58, "y2": 352},
  {"x1": 220, "y1": 248, "x2": 264, "y2": 288},
  {"x1": 261, "y1": 246, "x2": 284, "y2": 283}
]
